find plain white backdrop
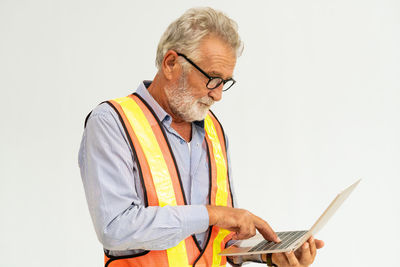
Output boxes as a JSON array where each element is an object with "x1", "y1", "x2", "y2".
[{"x1": 1, "y1": 1, "x2": 399, "y2": 266}]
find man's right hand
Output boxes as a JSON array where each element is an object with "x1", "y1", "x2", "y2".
[{"x1": 206, "y1": 205, "x2": 280, "y2": 242}]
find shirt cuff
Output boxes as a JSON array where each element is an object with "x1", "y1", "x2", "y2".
[
  {"x1": 180, "y1": 205, "x2": 209, "y2": 237},
  {"x1": 227, "y1": 253, "x2": 265, "y2": 266}
]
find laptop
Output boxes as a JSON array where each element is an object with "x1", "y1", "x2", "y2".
[{"x1": 220, "y1": 179, "x2": 361, "y2": 256}]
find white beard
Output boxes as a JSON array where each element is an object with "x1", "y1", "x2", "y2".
[{"x1": 165, "y1": 75, "x2": 215, "y2": 122}]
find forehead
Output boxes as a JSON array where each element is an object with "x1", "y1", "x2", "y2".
[{"x1": 197, "y1": 35, "x2": 237, "y2": 77}]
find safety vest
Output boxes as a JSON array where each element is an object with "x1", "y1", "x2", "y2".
[{"x1": 102, "y1": 93, "x2": 234, "y2": 267}]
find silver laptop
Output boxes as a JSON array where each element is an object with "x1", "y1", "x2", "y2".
[{"x1": 220, "y1": 179, "x2": 360, "y2": 256}]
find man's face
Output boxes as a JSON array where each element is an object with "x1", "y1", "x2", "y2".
[
  {"x1": 165, "y1": 74, "x2": 214, "y2": 122},
  {"x1": 166, "y1": 35, "x2": 236, "y2": 122}
]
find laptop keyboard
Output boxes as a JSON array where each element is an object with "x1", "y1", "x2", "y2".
[{"x1": 248, "y1": 230, "x2": 308, "y2": 252}]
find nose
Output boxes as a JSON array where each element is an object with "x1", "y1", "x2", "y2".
[{"x1": 208, "y1": 85, "x2": 223, "y2": 102}]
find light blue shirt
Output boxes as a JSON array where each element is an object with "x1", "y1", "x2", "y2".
[{"x1": 78, "y1": 81, "x2": 236, "y2": 256}]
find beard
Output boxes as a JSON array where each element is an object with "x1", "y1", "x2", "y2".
[{"x1": 165, "y1": 75, "x2": 215, "y2": 122}]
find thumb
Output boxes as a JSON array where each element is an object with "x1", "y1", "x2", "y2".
[{"x1": 315, "y1": 239, "x2": 324, "y2": 249}]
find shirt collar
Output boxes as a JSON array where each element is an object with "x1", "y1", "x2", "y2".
[
  {"x1": 135, "y1": 80, "x2": 170, "y2": 124},
  {"x1": 135, "y1": 80, "x2": 205, "y2": 128}
]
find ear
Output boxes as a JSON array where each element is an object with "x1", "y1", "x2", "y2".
[{"x1": 161, "y1": 50, "x2": 181, "y2": 81}]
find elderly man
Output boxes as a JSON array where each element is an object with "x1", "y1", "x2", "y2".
[{"x1": 79, "y1": 7, "x2": 323, "y2": 267}]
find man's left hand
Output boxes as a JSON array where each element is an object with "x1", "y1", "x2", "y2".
[{"x1": 269, "y1": 236, "x2": 324, "y2": 267}]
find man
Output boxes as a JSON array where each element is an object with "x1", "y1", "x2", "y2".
[{"x1": 79, "y1": 7, "x2": 323, "y2": 267}]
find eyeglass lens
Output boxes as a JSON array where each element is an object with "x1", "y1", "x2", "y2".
[{"x1": 207, "y1": 78, "x2": 234, "y2": 91}]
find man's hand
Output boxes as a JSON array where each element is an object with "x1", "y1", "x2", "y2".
[
  {"x1": 269, "y1": 236, "x2": 324, "y2": 267},
  {"x1": 206, "y1": 205, "x2": 280, "y2": 242}
]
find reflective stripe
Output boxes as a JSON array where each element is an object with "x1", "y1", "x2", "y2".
[
  {"x1": 204, "y1": 115, "x2": 231, "y2": 266},
  {"x1": 204, "y1": 116, "x2": 228, "y2": 207},
  {"x1": 114, "y1": 97, "x2": 177, "y2": 207},
  {"x1": 207, "y1": 112, "x2": 233, "y2": 208},
  {"x1": 113, "y1": 97, "x2": 190, "y2": 267},
  {"x1": 167, "y1": 241, "x2": 191, "y2": 267},
  {"x1": 128, "y1": 95, "x2": 186, "y2": 207},
  {"x1": 212, "y1": 229, "x2": 231, "y2": 266}
]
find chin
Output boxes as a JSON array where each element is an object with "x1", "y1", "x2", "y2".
[
  {"x1": 183, "y1": 111, "x2": 208, "y2": 122},
  {"x1": 180, "y1": 103, "x2": 210, "y2": 122},
  {"x1": 194, "y1": 110, "x2": 209, "y2": 121}
]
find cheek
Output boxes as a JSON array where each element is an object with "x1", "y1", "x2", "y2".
[{"x1": 186, "y1": 72, "x2": 209, "y2": 97}]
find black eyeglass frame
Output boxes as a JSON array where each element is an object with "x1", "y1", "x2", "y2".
[{"x1": 176, "y1": 52, "x2": 236, "y2": 92}]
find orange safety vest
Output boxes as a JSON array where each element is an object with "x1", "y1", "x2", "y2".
[{"x1": 102, "y1": 93, "x2": 234, "y2": 267}]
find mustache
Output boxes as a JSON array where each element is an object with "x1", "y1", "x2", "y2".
[{"x1": 198, "y1": 96, "x2": 214, "y2": 106}]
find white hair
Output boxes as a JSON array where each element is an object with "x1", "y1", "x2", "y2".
[
  {"x1": 155, "y1": 7, "x2": 243, "y2": 70},
  {"x1": 164, "y1": 74, "x2": 215, "y2": 122}
]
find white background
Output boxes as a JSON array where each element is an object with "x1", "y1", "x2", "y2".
[{"x1": 1, "y1": 1, "x2": 399, "y2": 266}]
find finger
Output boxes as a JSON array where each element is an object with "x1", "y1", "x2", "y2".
[
  {"x1": 230, "y1": 227, "x2": 240, "y2": 240},
  {"x1": 309, "y1": 236, "x2": 317, "y2": 258},
  {"x1": 244, "y1": 221, "x2": 255, "y2": 239},
  {"x1": 236, "y1": 222, "x2": 254, "y2": 240},
  {"x1": 273, "y1": 253, "x2": 289, "y2": 266},
  {"x1": 252, "y1": 215, "x2": 280, "y2": 243},
  {"x1": 246, "y1": 223, "x2": 254, "y2": 239},
  {"x1": 248, "y1": 223, "x2": 256, "y2": 238},
  {"x1": 235, "y1": 225, "x2": 247, "y2": 240},
  {"x1": 299, "y1": 241, "x2": 312, "y2": 265},
  {"x1": 232, "y1": 233, "x2": 238, "y2": 240},
  {"x1": 285, "y1": 251, "x2": 299, "y2": 266},
  {"x1": 315, "y1": 239, "x2": 325, "y2": 249}
]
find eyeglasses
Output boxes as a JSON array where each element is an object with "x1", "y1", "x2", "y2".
[{"x1": 176, "y1": 52, "x2": 236, "y2": 92}]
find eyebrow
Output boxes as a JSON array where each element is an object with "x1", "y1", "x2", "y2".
[{"x1": 208, "y1": 71, "x2": 232, "y2": 80}]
